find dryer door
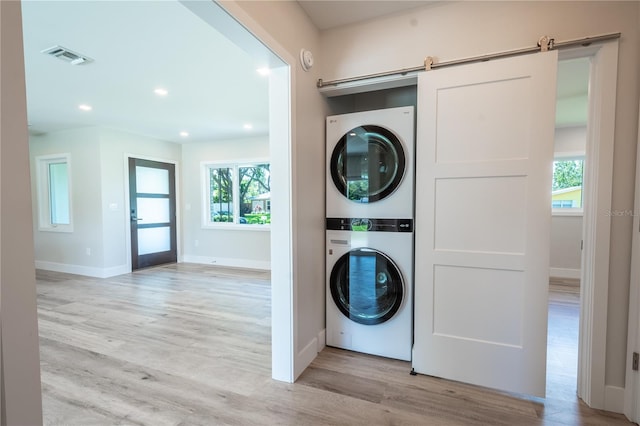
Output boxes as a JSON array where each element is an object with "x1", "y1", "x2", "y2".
[
  {"x1": 330, "y1": 125, "x2": 406, "y2": 203},
  {"x1": 330, "y1": 247, "x2": 404, "y2": 325}
]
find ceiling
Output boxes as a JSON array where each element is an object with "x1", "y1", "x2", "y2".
[
  {"x1": 22, "y1": 1, "x2": 270, "y2": 144},
  {"x1": 22, "y1": 1, "x2": 587, "y2": 145}
]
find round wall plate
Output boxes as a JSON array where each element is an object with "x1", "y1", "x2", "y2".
[{"x1": 300, "y1": 49, "x2": 314, "y2": 71}]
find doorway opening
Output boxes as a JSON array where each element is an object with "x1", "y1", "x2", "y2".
[
  {"x1": 547, "y1": 51, "x2": 596, "y2": 400},
  {"x1": 23, "y1": 0, "x2": 296, "y2": 391},
  {"x1": 547, "y1": 56, "x2": 590, "y2": 400}
]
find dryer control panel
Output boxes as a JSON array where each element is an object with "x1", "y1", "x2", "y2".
[{"x1": 326, "y1": 217, "x2": 413, "y2": 232}]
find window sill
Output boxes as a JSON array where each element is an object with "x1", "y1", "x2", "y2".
[
  {"x1": 38, "y1": 225, "x2": 74, "y2": 233},
  {"x1": 552, "y1": 209, "x2": 583, "y2": 217},
  {"x1": 202, "y1": 223, "x2": 271, "y2": 232}
]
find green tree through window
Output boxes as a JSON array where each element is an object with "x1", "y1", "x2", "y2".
[
  {"x1": 209, "y1": 167, "x2": 233, "y2": 222},
  {"x1": 206, "y1": 162, "x2": 271, "y2": 225},
  {"x1": 552, "y1": 158, "x2": 584, "y2": 210},
  {"x1": 552, "y1": 160, "x2": 583, "y2": 190}
]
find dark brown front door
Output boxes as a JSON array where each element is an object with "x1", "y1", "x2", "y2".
[{"x1": 129, "y1": 158, "x2": 177, "y2": 270}]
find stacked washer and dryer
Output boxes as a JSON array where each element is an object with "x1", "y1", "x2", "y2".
[{"x1": 325, "y1": 106, "x2": 415, "y2": 361}]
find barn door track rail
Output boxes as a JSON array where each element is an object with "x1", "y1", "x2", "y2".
[{"x1": 316, "y1": 32, "x2": 621, "y2": 89}]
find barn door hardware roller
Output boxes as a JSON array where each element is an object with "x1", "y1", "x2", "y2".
[
  {"x1": 538, "y1": 35, "x2": 555, "y2": 52},
  {"x1": 317, "y1": 32, "x2": 620, "y2": 89}
]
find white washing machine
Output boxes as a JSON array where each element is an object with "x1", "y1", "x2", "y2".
[
  {"x1": 326, "y1": 106, "x2": 415, "y2": 219},
  {"x1": 326, "y1": 218, "x2": 413, "y2": 361}
]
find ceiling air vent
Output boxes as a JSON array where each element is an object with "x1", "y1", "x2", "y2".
[{"x1": 41, "y1": 45, "x2": 93, "y2": 65}]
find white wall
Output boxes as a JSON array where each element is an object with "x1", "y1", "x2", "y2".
[
  {"x1": 181, "y1": 138, "x2": 270, "y2": 269},
  {"x1": 555, "y1": 126, "x2": 587, "y2": 155},
  {"x1": 29, "y1": 127, "x2": 181, "y2": 277},
  {"x1": 318, "y1": 0, "x2": 639, "y2": 395},
  {"x1": 550, "y1": 216, "x2": 583, "y2": 276},
  {"x1": 1, "y1": 1, "x2": 43, "y2": 423},
  {"x1": 30, "y1": 128, "x2": 104, "y2": 274}
]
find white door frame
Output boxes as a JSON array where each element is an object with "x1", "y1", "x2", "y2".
[
  {"x1": 564, "y1": 41, "x2": 619, "y2": 410},
  {"x1": 182, "y1": 1, "x2": 297, "y2": 383},
  {"x1": 624, "y1": 101, "x2": 640, "y2": 422}
]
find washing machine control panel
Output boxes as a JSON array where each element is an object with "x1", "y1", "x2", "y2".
[{"x1": 326, "y1": 217, "x2": 413, "y2": 232}]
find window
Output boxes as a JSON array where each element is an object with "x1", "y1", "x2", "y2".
[
  {"x1": 36, "y1": 154, "x2": 72, "y2": 232},
  {"x1": 204, "y1": 161, "x2": 270, "y2": 227},
  {"x1": 552, "y1": 200, "x2": 575, "y2": 209},
  {"x1": 552, "y1": 156, "x2": 584, "y2": 212}
]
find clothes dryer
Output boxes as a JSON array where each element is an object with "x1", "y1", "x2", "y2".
[
  {"x1": 326, "y1": 217, "x2": 413, "y2": 361},
  {"x1": 326, "y1": 106, "x2": 414, "y2": 219}
]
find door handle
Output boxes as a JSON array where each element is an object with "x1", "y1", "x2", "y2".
[{"x1": 131, "y1": 216, "x2": 143, "y2": 221}]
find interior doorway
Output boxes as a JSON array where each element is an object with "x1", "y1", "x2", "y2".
[
  {"x1": 547, "y1": 56, "x2": 590, "y2": 398},
  {"x1": 23, "y1": 0, "x2": 295, "y2": 385}
]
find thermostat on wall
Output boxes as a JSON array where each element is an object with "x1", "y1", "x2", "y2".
[{"x1": 300, "y1": 49, "x2": 314, "y2": 71}]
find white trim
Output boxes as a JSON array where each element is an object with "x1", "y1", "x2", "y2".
[
  {"x1": 554, "y1": 151, "x2": 586, "y2": 160},
  {"x1": 295, "y1": 337, "x2": 319, "y2": 379},
  {"x1": 550, "y1": 268, "x2": 581, "y2": 280},
  {"x1": 605, "y1": 385, "x2": 625, "y2": 414},
  {"x1": 181, "y1": 255, "x2": 270, "y2": 271},
  {"x1": 317, "y1": 329, "x2": 326, "y2": 352},
  {"x1": 552, "y1": 209, "x2": 583, "y2": 217},
  {"x1": 35, "y1": 260, "x2": 129, "y2": 279},
  {"x1": 201, "y1": 223, "x2": 271, "y2": 232},
  {"x1": 624, "y1": 81, "x2": 640, "y2": 423},
  {"x1": 572, "y1": 41, "x2": 618, "y2": 410}
]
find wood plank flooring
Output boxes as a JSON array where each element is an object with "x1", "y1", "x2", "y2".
[{"x1": 37, "y1": 264, "x2": 633, "y2": 425}]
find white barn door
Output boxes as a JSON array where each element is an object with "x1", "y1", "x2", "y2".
[{"x1": 413, "y1": 51, "x2": 558, "y2": 397}]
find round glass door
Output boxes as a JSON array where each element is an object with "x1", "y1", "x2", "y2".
[
  {"x1": 330, "y1": 125, "x2": 406, "y2": 203},
  {"x1": 330, "y1": 248, "x2": 404, "y2": 325}
]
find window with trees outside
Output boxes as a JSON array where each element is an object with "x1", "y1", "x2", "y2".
[
  {"x1": 205, "y1": 162, "x2": 271, "y2": 227},
  {"x1": 551, "y1": 156, "x2": 584, "y2": 212}
]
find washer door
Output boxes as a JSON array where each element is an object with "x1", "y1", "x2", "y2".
[
  {"x1": 330, "y1": 247, "x2": 404, "y2": 325},
  {"x1": 330, "y1": 125, "x2": 406, "y2": 203}
]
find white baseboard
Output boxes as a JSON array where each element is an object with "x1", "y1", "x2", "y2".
[
  {"x1": 317, "y1": 329, "x2": 326, "y2": 353},
  {"x1": 182, "y1": 255, "x2": 270, "y2": 271},
  {"x1": 295, "y1": 337, "x2": 319, "y2": 380},
  {"x1": 550, "y1": 267, "x2": 581, "y2": 279},
  {"x1": 35, "y1": 261, "x2": 129, "y2": 278},
  {"x1": 605, "y1": 385, "x2": 625, "y2": 414}
]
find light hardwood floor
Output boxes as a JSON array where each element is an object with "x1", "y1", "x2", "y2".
[{"x1": 37, "y1": 264, "x2": 633, "y2": 425}]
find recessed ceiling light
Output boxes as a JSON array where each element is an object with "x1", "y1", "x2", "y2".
[
  {"x1": 243, "y1": 123, "x2": 253, "y2": 130},
  {"x1": 78, "y1": 104, "x2": 92, "y2": 111},
  {"x1": 256, "y1": 67, "x2": 270, "y2": 76},
  {"x1": 180, "y1": 131, "x2": 189, "y2": 137},
  {"x1": 154, "y1": 88, "x2": 168, "y2": 96}
]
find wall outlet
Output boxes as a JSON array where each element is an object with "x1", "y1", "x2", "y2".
[
  {"x1": 194, "y1": 240, "x2": 199, "y2": 247},
  {"x1": 85, "y1": 248, "x2": 91, "y2": 256}
]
